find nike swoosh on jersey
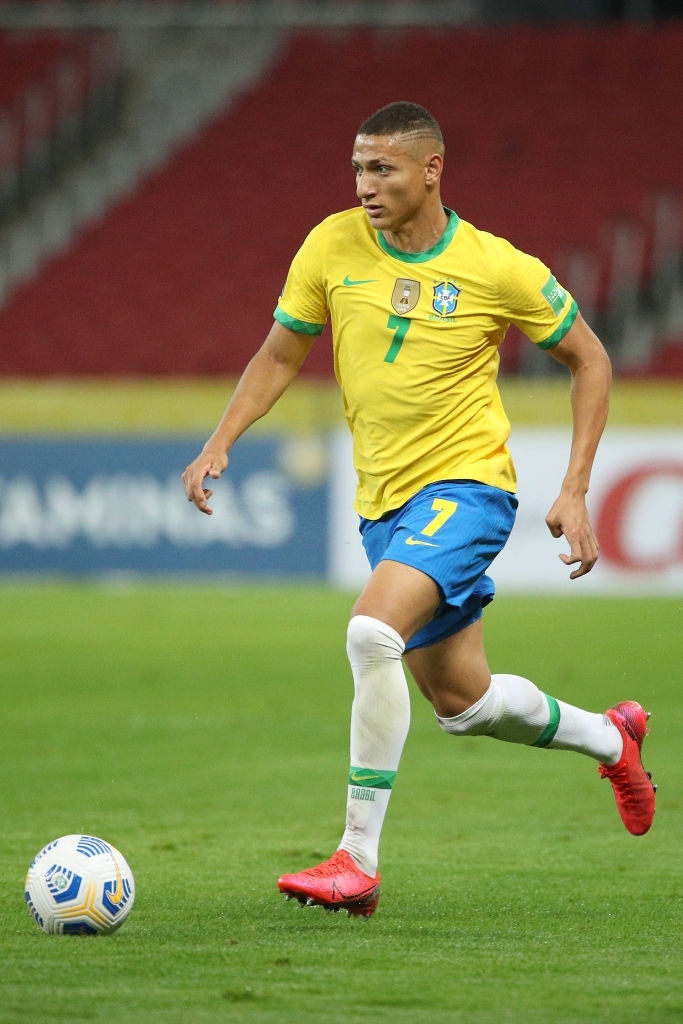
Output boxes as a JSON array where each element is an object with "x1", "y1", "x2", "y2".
[
  {"x1": 343, "y1": 275, "x2": 378, "y2": 286},
  {"x1": 405, "y1": 536, "x2": 440, "y2": 547}
]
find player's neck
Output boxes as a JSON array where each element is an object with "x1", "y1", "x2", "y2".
[{"x1": 380, "y1": 203, "x2": 449, "y2": 255}]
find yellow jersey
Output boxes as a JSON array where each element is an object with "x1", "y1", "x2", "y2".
[{"x1": 274, "y1": 207, "x2": 577, "y2": 520}]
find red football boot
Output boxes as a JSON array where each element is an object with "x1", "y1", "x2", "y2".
[
  {"x1": 278, "y1": 850, "x2": 380, "y2": 918},
  {"x1": 598, "y1": 701, "x2": 656, "y2": 835}
]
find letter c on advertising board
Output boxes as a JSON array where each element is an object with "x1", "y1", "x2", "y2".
[{"x1": 596, "y1": 462, "x2": 683, "y2": 571}]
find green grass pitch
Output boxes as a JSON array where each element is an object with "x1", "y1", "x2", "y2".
[{"x1": 0, "y1": 583, "x2": 681, "y2": 1024}]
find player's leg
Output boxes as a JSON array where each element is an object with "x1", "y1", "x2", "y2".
[
  {"x1": 277, "y1": 558, "x2": 441, "y2": 916},
  {"x1": 339, "y1": 558, "x2": 443, "y2": 872},
  {"x1": 406, "y1": 619, "x2": 618, "y2": 750},
  {"x1": 405, "y1": 623, "x2": 656, "y2": 835}
]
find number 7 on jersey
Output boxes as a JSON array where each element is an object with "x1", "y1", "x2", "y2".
[{"x1": 384, "y1": 315, "x2": 411, "y2": 363}]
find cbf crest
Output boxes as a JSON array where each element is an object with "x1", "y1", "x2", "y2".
[
  {"x1": 391, "y1": 279, "x2": 420, "y2": 314},
  {"x1": 433, "y1": 281, "x2": 460, "y2": 316}
]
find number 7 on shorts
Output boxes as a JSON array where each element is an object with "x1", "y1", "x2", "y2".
[{"x1": 420, "y1": 498, "x2": 458, "y2": 537}]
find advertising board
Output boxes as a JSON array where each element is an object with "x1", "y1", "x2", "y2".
[{"x1": 0, "y1": 436, "x2": 328, "y2": 577}]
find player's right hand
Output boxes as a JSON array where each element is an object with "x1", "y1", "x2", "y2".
[{"x1": 182, "y1": 449, "x2": 229, "y2": 514}]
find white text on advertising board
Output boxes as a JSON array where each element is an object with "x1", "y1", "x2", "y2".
[{"x1": 0, "y1": 471, "x2": 295, "y2": 549}]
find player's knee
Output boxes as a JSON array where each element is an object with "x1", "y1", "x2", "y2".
[
  {"x1": 436, "y1": 677, "x2": 502, "y2": 736},
  {"x1": 346, "y1": 615, "x2": 405, "y2": 669},
  {"x1": 436, "y1": 710, "x2": 489, "y2": 736}
]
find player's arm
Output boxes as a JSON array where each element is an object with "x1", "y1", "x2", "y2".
[
  {"x1": 182, "y1": 321, "x2": 315, "y2": 514},
  {"x1": 544, "y1": 311, "x2": 612, "y2": 578}
]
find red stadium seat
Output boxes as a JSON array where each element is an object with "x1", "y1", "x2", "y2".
[{"x1": 0, "y1": 23, "x2": 681, "y2": 378}]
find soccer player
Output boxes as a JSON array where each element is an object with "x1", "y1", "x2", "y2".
[{"x1": 182, "y1": 101, "x2": 656, "y2": 918}]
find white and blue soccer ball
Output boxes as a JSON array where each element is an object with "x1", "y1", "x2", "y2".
[{"x1": 25, "y1": 834, "x2": 135, "y2": 935}]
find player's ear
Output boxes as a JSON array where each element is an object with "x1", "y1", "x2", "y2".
[{"x1": 424, "y1": 152, "x2": 443, "y2": 184}]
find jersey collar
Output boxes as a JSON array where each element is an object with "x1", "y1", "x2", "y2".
[{"x1": 377, "y1": 207, "x2": 460, "y2": 263}]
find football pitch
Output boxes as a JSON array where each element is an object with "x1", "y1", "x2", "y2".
[{"x1": 0, "y1": 583, "x2": 680, "y2": 1024}]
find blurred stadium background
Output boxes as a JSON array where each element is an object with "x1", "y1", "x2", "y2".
[{"x1": 0, "y1": 0, "x2": 681, "y2": 592}]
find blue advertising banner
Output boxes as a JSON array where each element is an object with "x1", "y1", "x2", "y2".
[{"x1": 0, "y1": 436, "x2": 329, "y2": 577}]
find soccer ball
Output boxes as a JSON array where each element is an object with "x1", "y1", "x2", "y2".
[{"x1": 25, "y1": 834, "x2": 135, "y2": 935}]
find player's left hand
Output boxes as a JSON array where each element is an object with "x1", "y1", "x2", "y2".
[{"x1": 545, "y1": 492, "x2": 599, "y2": 579}]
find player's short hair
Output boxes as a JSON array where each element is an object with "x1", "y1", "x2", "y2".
[{"x1": 357, "y1": 102, "x2": 444, "y2": 149}]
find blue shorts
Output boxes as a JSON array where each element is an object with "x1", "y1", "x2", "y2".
[{"x1": 359, "y1": 481, "x2": 518, "y2": 651}]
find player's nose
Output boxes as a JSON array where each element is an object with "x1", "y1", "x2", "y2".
[{"x1": 356, "y1": 170, "x2": 376, "y2": 199}]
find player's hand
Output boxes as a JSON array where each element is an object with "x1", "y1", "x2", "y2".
[
  {"x1": 545, "y1": 492, "x2": 599, "y2": 579},
  {"x1": 182, "y1": 448, "x2": 229, "y2": 515}
]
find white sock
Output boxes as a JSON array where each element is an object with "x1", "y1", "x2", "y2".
[
  {"x1": 339, "y1": 615, "x2": 410, "y2": 876},
  {"x1": 437, "y1": 673, "x2": 622, "y2": 763}
]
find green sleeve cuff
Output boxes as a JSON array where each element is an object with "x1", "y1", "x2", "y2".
[
  {"x1": 273, "y1": 305, "x2": 325, "y2": 336},
  {"x1": 537, "y1": 300, "x2": 579, "y2": 349}
]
